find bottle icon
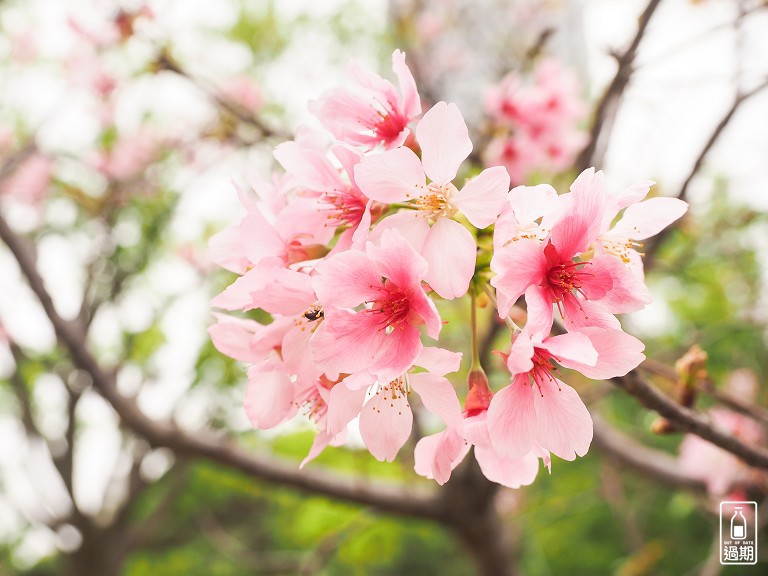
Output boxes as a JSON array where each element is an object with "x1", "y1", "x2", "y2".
[{"x1": 731, "y1": 507, "x2": 747, "y2": 540}]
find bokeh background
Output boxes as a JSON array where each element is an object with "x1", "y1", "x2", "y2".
[{"x1": 0, "y1": 0, "x2": 767, "y2": 574}]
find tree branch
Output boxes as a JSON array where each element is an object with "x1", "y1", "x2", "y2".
[
  {"x1": 0, "y1": 211, "x2": 443, "y2": 522},
  {"x1": 610, "y1": 370, "x2": 768, "y2": 470},
  {"x1": 591, "y1": 413, "x2": 705, "y2": 490},
  {"x1": 575, "y1": 0, "x2": 664, "y2": 171}
]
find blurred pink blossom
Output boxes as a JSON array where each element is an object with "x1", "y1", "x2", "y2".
[{"x1": 0, "y1": 153, "x2": 53, "y2": 207}]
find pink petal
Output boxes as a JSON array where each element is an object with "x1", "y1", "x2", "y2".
[
  {"x1": 211, "y1": 264, "x2": 276, "y2": 311},
  {"x1": 540, "y1": 331, "x2": 597, "y2": 367},
  {"x1": 474, "y1": 447, "x2": 540, "y2": 489},
  {"x1": 562, "y1": 298, "x2": 621, "y2": 331},
  {"x1": 414, "y1": 429, "x2": 470, "y2": 485},
  {"x1": 487, "y1": 375, "x2": 537, "y2": 460},
  {"x1": 310, "y1": 309, "x2": 387, "y2": 375},
  {"x1": 615, "y1": 180, "x2": 654, "y2": 210},
  {"x1": 369, "y1": 323, "x2": 424, "y2": 382},
  {"x1": 208, "y1": 313, "x2": 264, "y2": 363},
  {"x1": 414, "y1": 347, "x2": 462, "y2": 376},
  {"x1": 241, "y1": 207, "x2": 286, "y2": 266},
  {"x1": 359, "y1": 382, "x2": 414, "y2": 462},
  {"x1": 550, "y1": 168, "x2": 605, "y2": 257},
  {"x1": 326, "y1": 381, "x2": 369, "y2": 435},
  {"x1": 282, "y1": 323, "x2": 321, "y2": 386},
  {"x1": 250, "y1": 268, "x2": 316, "y2": 316},
  {"x1": 367, "y1": 229, "x2": 428, "y2": 290},
  {"x1": 208, "y1": 224, "x2": 249, "y2": 274},
  {"x1": 407, "y1": 286, "x2": 442, "y2": 340},
  {"x1": 506, "y1": 331, "x2": 535, "y2": 376},
  {"x1": 421, "y1": 217, "x2": 476, "y2": 300},
  {"x1": 490, "y1": 239, "x2": 547, "y2": 317},
  {"x1": 523, "y1": 284, "x2": 553, "y2": 339},
  {"x1": 244, "y1": 368, "x2": 296, "y2": 430},
  {"x1": 409, "y1": 372, "x2": 463, "y2": 428},
  {"x1": 534, "y1": 378, "x2": 592, "y2": 461},
  {"x1": 353, "y1": 147, "x2": 425, "y2": 204},
  {"x1": 368, "y1": 211, "x2": 429, "y2": 252},
  {"x1": 560, "y1": 327, "x2": 645, "y2": 379},
  {"x1": 508, "y1": 183, "x2": 559, "y2": 225},
  {"x1": 300, "y1": 430, "x2": 335, "y2": 469},
  {"x1": 416, "y1": 101, "x2": 472, "y2": 184},
  {"x1": 313, "y1": 250, "x2": 380, "y2": 308},
  {"x1": 453, "y1": 166, "x2": 510, "y2": 229},
  {"x1": 273, "y1": 141, "x2": 344, "y2": 193},
  {"x1": 611, "y1": 197, "x2": 688, "y2": 240},
  {"x1": 392, "y1": 49, "x2": 421, "y2": 119},
  {"x1": 584, "y1": 254, "x2": 651, "y2": 314}
]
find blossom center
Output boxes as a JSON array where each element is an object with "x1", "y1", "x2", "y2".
[
  {"x1": 368, "y1": 284, "x2": 411, "y2": 331},
  {"x1": 409, "y1": 181, "x2": 457, "y2": 219},
  {"x1": 323, "y1": 187, "x2": 365, "y2": 227}
]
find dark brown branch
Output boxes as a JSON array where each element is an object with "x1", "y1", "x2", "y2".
[
  {"x1": 575, "y1": 0, "x2": 663, "y2": 171},
  {"x1": 0, "y1": 212, "x2": 443, "y2": 522},
  {"x1": 610, "y1": 370, "x2": 768, "y2": 470},
  {"x1": 592, "y1": 414, "x2": 705, "y2": 490}
]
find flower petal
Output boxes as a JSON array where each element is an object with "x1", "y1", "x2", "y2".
[
  {"x1": 354, "y1": 147, "x2": 425, "y2": 204},
  {"x1": 359, "y1": 382, "x2": 414, "y2": 462},
  {"x1": 326, "y1": 380, "x2": 369, "y2": 435},
  {"x1": 611, "y1": 197, "x2": 688, "y2": 240},
  {"x1": 487, "y1": 375, "x2": 537, "y2": 460},
  {"x1": 313, "y1": 250, "x2": 380, "y2": 308},
  {"x1": 416, "y1": 101, "x2": 472, "y2": 184},
  {"x1": 490, "y1": 239, "x2": 547, "y2": 317},
  {"x1": 534, "y1": 378, "x2": 592, "y2": 461},
  {"x1": 454, "y1": 166, "x2": 510, "y2": 229},
  {"x1": 421, "y1": 217, "x2": 476, "y2": 299},
  {"x1": 559, "y1": 327, "x2": 645, "y2": 379},
  {"x1": 414, "y1": 429, "x2": 470, "y2": 485},
  {"x1": 392, "y1": 49, "x2": 421, "y2": 119},
  {"x1": 474, "y1": 447, "x2": 540, "y2": 489},
  {"x1": 244, "y1": 368, "x2": 296, "y2": 430},
  {"x1": 414, "y1": 347, "x2": 462, "y2": 376},
  {"x1": 409, "y1": 372, "x2": 463, "y2": 428}
]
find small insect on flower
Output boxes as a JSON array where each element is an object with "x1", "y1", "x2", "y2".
[{"x1": 303, "y1": 307, "x2": 324, "y2": 322}]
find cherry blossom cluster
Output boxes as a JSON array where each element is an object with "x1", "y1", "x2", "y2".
[
  {"x1": 209, "y1": 50, "x2": 688, "y2": 488},
  {"x1": 483, "y1": 59, "x2": 586, "y2": 184}
]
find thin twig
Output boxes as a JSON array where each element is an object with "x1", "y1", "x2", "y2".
[
  {"x1": 575, "y1": 0, "x2": 664, "y2": 171},
  {"x1": 643, "y1": 77, "x2": 768, "y2": 266}
]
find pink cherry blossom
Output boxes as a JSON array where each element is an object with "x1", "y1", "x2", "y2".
[
  {"x1": 311, "y1": 230, "x2": 441, "y2": 379},
  {"x1": 596, "y1": 180, "x2": 688, "y2": 276},
  {"x1": 491, "y1": 168, "x2": 651, "y2": 332},
  {"x1": 415, "y1": 370, "x2": 548, "y2": 487},
  {"x1": 486, "y1": 330, "x2": 597, "y2": 461},
  {"x1": 325, "y1": 347, "x2": 463, "y2": 463},
  {"x1": 311, "y1": 50, "x2": 421, "y2": 151},
  {"x1": 355, "y1": 101, "x2": 510, "y2": 299},
  {"x1": 483, "y1": 59, "x2": 586, "y2": 184},
  {"x1": 0, "y1": 153, "x2": 52, "y2": 207}
]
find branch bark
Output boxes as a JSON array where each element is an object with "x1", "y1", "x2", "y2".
[
  {"x1": 592, "y1": 414, "x2": 705, "y2": 490},
  {"x1": 610, "y1": 370, "x2": 768, "y2": 470},
  {"x1": 0, "y1": 210, "x2": 444, "y2": 522}
]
